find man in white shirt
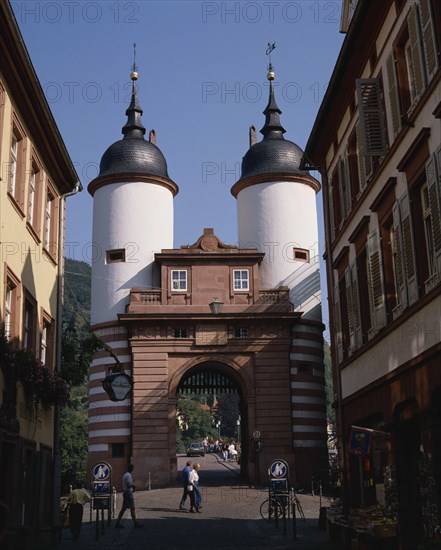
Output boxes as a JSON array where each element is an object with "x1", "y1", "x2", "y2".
[{"x1": 115, "y1": 464, "x2": 143, "y2": 528}]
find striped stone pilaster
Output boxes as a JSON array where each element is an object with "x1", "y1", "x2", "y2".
[
  {"x1": 87, "y1": 324, "x2": 131, "y2": 486},
  {"x1": 130, "y1": 346, "x2": 171, "y2": 487},
  {"x1": 290, "y1": 321, "x2": 328, "y2": 484}
]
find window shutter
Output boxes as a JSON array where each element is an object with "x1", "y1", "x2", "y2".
[
  {"x1": 367, "y1": 228, "x2": 387, "y2": 331},
  {"x1": 333, "y1": 280, "x2": 343, "y2": 363},
  {"x1": 392, "y1": 201, "x2": 408, "y2": 311},
  {"x1": 343, "y1": 148, "x2": 352, "y2": 214},
  {"x1": 345, "y1": 266, "x2": 355, "y2": 354},
  {"x1": 356, "y1": 79, "x2": 387, "y2": 156},
  {"x1": 426, "y1": 154, "x2": 441, "y2": 274},
  {"x1": 339, "y1": 156, "x2": 350, "y2": 220},
  {"x1": 351, "y1": 261, "x2": 362, "y2": 349},
  {"x1": 407, "y1": 3, "x2": 426, "y2": 102},
  {"x1": 356, "y1": 123, "x2": 367, "y2": 192},
  {"x1": 399, "y1": 193, "x2": 419, "y2": 304},
  {"x1": 418, "y1": 0, "x2": 438, "y2": 83},
  {"x1": 386, "y1": 53, "x2": 402, "y2": 138},
  {"x1": 328, "y1": 184, "x2": 336, "y2": 241}
]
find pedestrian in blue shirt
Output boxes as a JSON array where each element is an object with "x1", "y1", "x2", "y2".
[{"x1": 179, "y1": 460, "x2": 192, "y2": 511}]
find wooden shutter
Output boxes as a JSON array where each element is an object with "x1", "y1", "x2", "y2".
[
  {"x1": 356, "y1": 123, "x2": 367, "y2": 193},
  {"x1": 351, "y1": 261, "x2": 362, "y2": 349},
  {"x1": 345, "y1": 266, "x2": 355, "y2": 354},
  {"x1": 418, "y1": 0, "x2": 438, "y2": 83},
  {"x1": 339, "y1": 156, "x2": 351, "y2": 220},
  {"x1": 343, "y1": 148, "x2": 352, "y2": 215},
  {"x1": 399, "y1": 193, "x2": 419, "y2": 304},
  {"x1": 333, "y1": 280, "x2": 343, "y2": 363},
  {"x1": 426, "y1": 154, "x2": 441, "y2": 274},
  {"x1": 392, "y1": 201, "x2": 408, "y2": 311},
  {"x1": 328, "y1": 183, "x2": 336, "y2": 241},
  {"x1": 386, "y1": 53, "x2": 402, "y2": 138},
  {"x1": 367, "y1": 228, "x2": 387, "y2": 331},
  {"x1": 407, "y1": 3, "x2": 426, "y2": 103},
  {"x1": 356, "y1": 79, "x2": 387, "y2": 156},
  {"x1": 355, "y1": 120, "x2": 374, "y2": 185}
]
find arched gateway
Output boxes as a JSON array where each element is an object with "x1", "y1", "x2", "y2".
[{"x1": 87, "y1": 66, "x2": 328, "y2": 491}]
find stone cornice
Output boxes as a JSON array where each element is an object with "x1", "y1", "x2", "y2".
[
  {"x1": 88, "y1": 172, "x2": 179, "y2": 197},
  {"x1": 231, "y1": 172, "x2": 320, "y2": 197}
]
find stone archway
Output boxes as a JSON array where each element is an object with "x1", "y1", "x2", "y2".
[{"x1": 169, "y1": 357, "x2": 254, "y2": 481}]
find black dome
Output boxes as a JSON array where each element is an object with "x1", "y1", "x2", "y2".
[
  {"x1": 240, "y1": 138, "x2": 304, "y2": 180},
  {"x1": 98, "y1": 138, "x2": 170, "y2": 179}
]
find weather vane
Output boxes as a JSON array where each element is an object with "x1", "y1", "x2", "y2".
[
  {"x1": 130, "y1": 42, "x2": 138, "y2": 81},
  {"x1": 132, "y1": 42, "x2": 137, "y2": 73},
  {"x1": 266, "y1": 42, "x2": 276, "y2": 81},
  {"x1": 266, "y1": 42, "x2": 276, "y2": 70}
]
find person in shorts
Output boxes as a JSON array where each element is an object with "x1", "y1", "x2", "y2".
[{"x1": 115, "y1": 464, "x2": 143, "y2": 528}]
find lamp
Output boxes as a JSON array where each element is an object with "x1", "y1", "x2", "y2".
[
  {"x1": 236, "y1": 415, "x2": 241, "y2": 443},
  {"x1": 102, "y1": 368, "x2": 132, "y2": 402},
  {"x1": 209, "y1": 297, "x2": 224, "y2": 315}
]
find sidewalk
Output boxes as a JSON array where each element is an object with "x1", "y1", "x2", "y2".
[{"x1": 58, "y1": 455, "x2": 342, "y2": 549}]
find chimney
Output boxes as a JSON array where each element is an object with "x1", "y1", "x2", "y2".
[{"x1": 149, "y1": 129, "x2": 156, "y2": 145}]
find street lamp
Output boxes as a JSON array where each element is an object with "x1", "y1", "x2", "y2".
[
  {"x1": 216, "y1": 420, "x2": 221, "y2": 438},
  {"x1": 209, "y1": 297, "x2": 224, "y2": 315},
  {"x1": 236, "y1": 415, "x2": 241, "y2": 443}
]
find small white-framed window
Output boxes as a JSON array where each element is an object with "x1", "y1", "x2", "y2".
[
  {"x1": 9, "y1": 134, "x2": 18, "y2": 195},
  {"x1": 233, "y1": 269, "x2": 249, "y2": 291},
  {"x1": 28, "y1": 168, "x2": 36, "y2": 225},
  {"x1": 293, "y1": 248, "x2": 310, "y2": 262},
  {"x1": 171, "y1": 270, "x2": 187, "y2": 291},
  {"x1": 44, "y1": 192, "x2": 52, "y2": 251}
]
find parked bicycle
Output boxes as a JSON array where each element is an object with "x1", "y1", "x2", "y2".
[{"x1": 259, "y1": 489, "x2": 305, "y2": 523}]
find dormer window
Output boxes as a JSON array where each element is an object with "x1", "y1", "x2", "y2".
[
  {"x1": 171, "y1": 270, "x2": 187, "y2": 291},
  {"x1": 233, "y1": 269, "x2": 249, "y2": 291}
]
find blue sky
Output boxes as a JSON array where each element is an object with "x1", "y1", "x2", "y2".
[{"x1": 14, "y1": 0, "x2": 345, "y2": 334}]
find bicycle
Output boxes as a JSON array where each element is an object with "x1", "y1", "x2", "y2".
[
  {"x1": 259, "y1": 490, "x2": 305, "y2": 523},
  {"x1": 291, "y1": 490, "x2": 305, "y2": 521},
  {"x1": 259, "y1": 495, "x2": 286, "y2": 522}
]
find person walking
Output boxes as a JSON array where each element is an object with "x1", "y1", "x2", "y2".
[
  {"x1": 179, "y1": 460, "x2": 192, "y2": 511},
  {"x1": 188, "y1": 463, "x2": 202, "y2": 513},
  {"x1": 115, "y1": 464, "x2": 143, "y2": 528},
  {"x1": 68, "y1": 482, "x2": 91, "y2": 542}
]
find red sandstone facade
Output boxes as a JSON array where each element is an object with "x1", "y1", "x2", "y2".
[{"x1": 88, "y1": 229, "x2": 328, "y2": 489}]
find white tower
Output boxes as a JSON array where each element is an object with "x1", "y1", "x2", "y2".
[
  {"x1": 88, "y1": 70, "x2": 178, "y2": 325},
  {"x1": 87, "y1": 68, "x2": 178, "y2": 469},
  {"x1": 231, "y1": 65, "x2": 321, "y2": 320}
]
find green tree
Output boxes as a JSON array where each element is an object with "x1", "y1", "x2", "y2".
[
  {"x1": 176, "y1": 397, "x2": 217, "y2": 451},
  {"x1": 324, "y1": 340, "x2": 335, "y2": 425},
  {"x1": 215, "y1": 393, "x2": 240, "y2": 439},
  {"x1": 60, "y1": 385, "x2": 89, "y2": 490}
]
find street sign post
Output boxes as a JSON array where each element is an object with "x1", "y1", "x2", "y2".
[{"x1": 91, "y1": 461, "x2": 112, "y2": 540}]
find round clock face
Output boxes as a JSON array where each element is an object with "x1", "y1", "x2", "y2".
[{"x1": 252, "y1": 430, "x2": 261, "y2": 440}]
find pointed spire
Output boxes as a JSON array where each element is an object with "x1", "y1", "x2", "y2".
[
  {"x1": 122, "y1": 44, "x2": 146, "y2": 140},
  {"x1": 260, "y1": 63, "x2": 286, "y2": 140}
]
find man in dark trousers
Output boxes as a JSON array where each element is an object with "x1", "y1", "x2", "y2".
[
  {"x1": 179, "y1": 460, "x2": 192, "y2": 511},
  {"x1": 115, "y1": 464, "x2": 143, "y2": 528},
  {"x1": 68, "y1": 482, "x2": 91, "y2": 541}
]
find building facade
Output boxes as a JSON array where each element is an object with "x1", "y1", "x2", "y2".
[
  {"x1": 302, "y1": 0, "x2": 441, "y2": 547},
  {"x1": 0, "y1": 1, "x2": 80, "y2": 545},
  {"x1": 87, "y1": 68, "x2": 329, "y2": 489}
]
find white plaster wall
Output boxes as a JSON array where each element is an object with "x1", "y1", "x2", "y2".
[
  {"x1": 91, "y1": 181, "x2": 173, "y2": 324},
  {"x1": 237, "y1": 180, "x2": 319, "y2": 290},
  {"x1": 342, "y1": 297, "x2": 441, "y2": 399}
]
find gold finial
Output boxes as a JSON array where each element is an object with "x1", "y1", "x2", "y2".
[
  {"x1": 266, "y1": 42, "x2": 276, "y2": 80},
  {"x1": 130, "y1": 42, "x2": 139, "y2": 81}
]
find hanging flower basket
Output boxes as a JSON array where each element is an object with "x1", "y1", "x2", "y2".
[{"x1": 15, "y1": 349, "x2": 70, "y2": 408}]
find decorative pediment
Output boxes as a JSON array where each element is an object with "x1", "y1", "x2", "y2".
[{"x1": 181, "y1": 228, "x2": 237, "y2": 252}]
